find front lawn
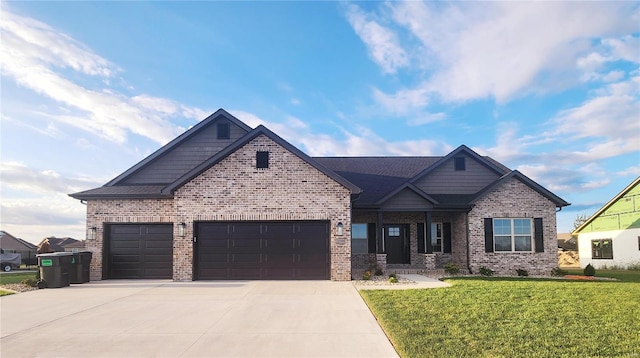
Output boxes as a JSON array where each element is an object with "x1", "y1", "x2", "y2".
[
  {"x1": 0, "y1": 271, "x2": 37, "y2": 285},
  {"x1": 361, "y1": 278, "x2": 640, "y2": 357},
  {"x1": 563, "y1": 268, "x2": 640, "y2": 283}
]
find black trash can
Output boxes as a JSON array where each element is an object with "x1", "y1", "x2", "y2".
[
  {"x1": 71, "y1": 251, "x2": 92, "y2": 284},
  {"x1": 37, "y1": 252, "x2": 73, "y2": 288}
]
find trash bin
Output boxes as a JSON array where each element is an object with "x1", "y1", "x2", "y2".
[
  {"x1": 37, "y1": 252, "x2": 73, "y2": 288},
  {"x1": 70, "y1": 251, "x2": 92, "y2": 284}
]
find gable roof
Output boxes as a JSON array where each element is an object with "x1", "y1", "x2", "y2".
[
  {"x1": 0, "y1": 231, "x2": 37, "y2": 250},
  {"x1": 162, "y1": 125, "x2": 361, "y2": 195},
  {"x1": 573, "y1": 176, "x2": 640, "y2": 235},
  {"x1": 409, "y1": 145, "x2": 508, "y2": 184},
  {"x1": 470, "y1": 170, "x2": 570, "y2": 208},
  {"x1": 38, "y1": 237, "x2": 80, "y2": 252},
  {"x1": 105, "y1": 109, "x2": 252, "y2": 186}
]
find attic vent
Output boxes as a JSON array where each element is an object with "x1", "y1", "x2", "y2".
[
  {"x1": 217, "y1": 122, "x2": 230, "y2": 139},
  {"x1": 256, "y1": 151, "x2": 269, "y2": 169},
  {"x1": 454, "y1": 157, "x2": 466, "y2": 171}
]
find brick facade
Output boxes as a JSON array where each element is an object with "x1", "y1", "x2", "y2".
[
  {"x1": 85, "y1": 134, "x2": 353, "y2": 281},
  {"x1": 467, "y1": 177, "x2": 558, "y2": 275},
  {"x1": 351, "y1": 178, "x2": 558, "y2": 276}
]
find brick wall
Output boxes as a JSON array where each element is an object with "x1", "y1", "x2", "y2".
[
  {"x1": 85, "y1": 199, "x2": 175, "y2": 281},
  {"x1": 85, "y1": 134, "x2": 352, "y2": 281},
  {"x1": 467, "y1": 177, "x2": 558, "y2": 275},
  {"x1": 173, "y1": 134, "x2": 352, "y2": 280}
]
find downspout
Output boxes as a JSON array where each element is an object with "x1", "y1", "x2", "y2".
[{"x1": 465, "y1": 211, "x2": 472, "y2": 274}]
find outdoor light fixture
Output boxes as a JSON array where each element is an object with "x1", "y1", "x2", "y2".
[
  {"x1": 88, "y1": 227, "x2": 97, "y2": 240},
  {"x1": 178, "y1": 222, "x2": 186, "y2": 237},
  {"x1": 337, "y1": 222, "x2": 343, "y2": 236}
]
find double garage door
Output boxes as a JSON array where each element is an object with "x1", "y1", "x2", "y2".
[
  {"x1": 106, "y1": 221, "x2": 330, "y2": 280},
  {"x1": 195, "y1": 221, "x2": 330, "y2": 280}
]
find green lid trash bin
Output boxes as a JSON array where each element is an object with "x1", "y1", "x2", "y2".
[
  {"x1": 37, "y1": 252, "x2": 73, "y2": 288},
  {"x1": 71, "y1": 251, "x2": 92, "y2": 284}
]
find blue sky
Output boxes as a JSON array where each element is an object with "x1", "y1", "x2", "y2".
[{"x1": 1, "y1": 1, "x2": 639, "y2": 244}]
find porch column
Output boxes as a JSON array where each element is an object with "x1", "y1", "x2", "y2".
[
  {"x1": 425, "y1": 212, "x2": 433, "y2": 254},
  {"x1": 377, "y1": 211, "x2": 384, "y2": 253}
]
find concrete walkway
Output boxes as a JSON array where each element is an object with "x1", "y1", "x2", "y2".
[{"x1": 1, "y1": 280, "x2": 398, "y2": 357}]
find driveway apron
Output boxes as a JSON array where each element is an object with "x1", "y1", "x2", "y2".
[{"x1": 0, "y1": 280, "x2": 398, "y2": 357}]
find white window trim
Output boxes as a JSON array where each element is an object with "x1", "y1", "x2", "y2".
[{"x1": 493, "y1": 218, "x2": 533, "y2": 253}]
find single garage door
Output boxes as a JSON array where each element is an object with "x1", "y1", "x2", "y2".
[
  {"x1": 195, "y1": 221, "x2": 329, "y2": 280},
  {"x1": 106, "y1": 224, "x2": 173, "y2": 279}
]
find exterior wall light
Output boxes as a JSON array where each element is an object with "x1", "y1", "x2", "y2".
[
  {"x1": 337, "y1": 222, "x2": 343, "y2": 236},
  {"x1": 88, "y1": 227, "x2": 97, "y2": 240},
  {"x1": 178, "y1": 222, "x2": 186, "y2": 237}
]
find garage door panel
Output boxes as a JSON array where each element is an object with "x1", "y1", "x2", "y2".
[
  {"x1": 195, "y1": 221, "x2": 329, "y2": 280},
  {"x1": 108, "y1": 224, "x2": 173, "y2": 279}
]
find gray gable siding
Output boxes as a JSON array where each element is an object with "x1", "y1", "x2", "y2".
[
  {"x1": 413, "y1": 153, "x2": 501, "y2": 194},
  {"x1": 122, "y1": 121, "x2": 248, "y2": 184},
  {"x1": 380, "y1": 188, "x2": 434, "y2": 211}
]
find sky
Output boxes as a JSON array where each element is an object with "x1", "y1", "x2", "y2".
[{"x1": 1, "y1": 1, "x2": 639, "y2": 245}]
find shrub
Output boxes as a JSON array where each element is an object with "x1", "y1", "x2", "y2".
[
  {"x1": 551, "y1": 267, "x2": 568, "y2": 277},
  {"x1": 584, "y1": 264, "x2": 596, "y2": 276},
  {"x1": 444, "y1": 263, "x2": 460, "y2": 275},
  {"x1": 374, "y1": 267, "x2": 384, "y2": 276},
  {"x1": 21, "y1": 278, "x2": 38, "y2": 287},
  {"x1": 516, "y1": 269, "x2": 528, "y2": 277},
  {"x1": 362, "y1": 271, "x2": 372, "y2": 280},
  {"x1": 479, "y1": 266, "x2": 494, "y2": 276},
  {"x1": 388, "y1": 276, "x2": 398, "y2": 283}
]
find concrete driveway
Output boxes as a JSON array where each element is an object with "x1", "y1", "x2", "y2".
[{"x1": 0, "y1": 280, "x2": 398, "y2": 357}]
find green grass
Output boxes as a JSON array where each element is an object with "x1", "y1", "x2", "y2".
[
  {"x1": 361, "y1": 278, "x2": 640, "y2": 357},
  {"x1": 0, "y1": 271, "x2": 37, "y2": 285},
  {"x1": 0, "y1": 289, "x2": 15, "y2": 296},
  {"x1": 564, "y1": 268, "x2": 640, "y2": 282}
]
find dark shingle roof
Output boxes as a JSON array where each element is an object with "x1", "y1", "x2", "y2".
[{"x1": 313, "y1": 157, "x2": 439, "y2": 204}]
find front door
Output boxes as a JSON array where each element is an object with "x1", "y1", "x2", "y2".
[{"x1": 385, "y1": 225, "x2": 410, "y2": 264}]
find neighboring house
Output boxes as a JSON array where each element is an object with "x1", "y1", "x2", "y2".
[
  {"x1": 37, "y1": 237, "x2": 81, "y2": 253},
  {"x1": 63, "y1": 240, "x2": 86, "y2": 252},
  {"x1": 557, "y1": 233, "x2": 577, "y2": 251},
  {"x1": 70, "y1": 109, "x2": 569, "y2": 281},
  {"x1": 0, "y1": 231, "x2": 38, "y2": 266},
  {"x1": 573, "y1": 177, "x2": 640, "y2": 269}
]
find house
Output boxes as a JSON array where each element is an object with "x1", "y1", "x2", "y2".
[
  {"x1": 70, "y1": 109, "x2": 569, "y2": 281},
  {"x1": 37, "y1": 237, "x2": 81, "y2": 253},
  {"x1": 573, "y1": 177, "x2": 640, "y2": 269},
  {"x1": 0, "y1": 231, "x2": 38, "y2": 266}
]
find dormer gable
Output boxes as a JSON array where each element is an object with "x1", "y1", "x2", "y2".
[{"x1": 410, "y1": 145, "x2": 508, "y2": 195}]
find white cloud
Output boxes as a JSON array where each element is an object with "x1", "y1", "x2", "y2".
[
  {"x1": 617, "y1": 166, "x2": 640, "y2": 176},
  {"x1": 352, "y1": 1, "x2": 639, "y2": 106},
  {"x1": 345, "y1": 4, "x2": 408, "y2": 74},
  {"x1": 0, "y1": 9, "x2": 208, "y2": 145},
  {"x1": 1, "y1": 162, "x2": 104, "y2": 195}
]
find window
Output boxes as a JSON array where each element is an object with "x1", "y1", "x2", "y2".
[
  {"x1": 592, "y1": 239, "x2": 613, "y2": 259},
  {"x1": 493, "y1": 218, "x2": 532, "y2": 252},
  {"x1": 388, "y1": 227, "x2": 400, "y2": 237},
  {"x1": 256, "y1": 151, "x2": 269, "y2": 169},
  {"x1": 454, "y1": 157, "x2": 466, "y2": 171},
  {"x1": 217, "y1": 122, "x2": 230, "y2": 139},
  {"x1": 431, "y1": 223, "x2": 443, "y2": 252},
  {"x1": 351, "y1": 224, "x2": 368, "y2": 254}
]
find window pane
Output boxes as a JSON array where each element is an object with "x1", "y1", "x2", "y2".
[
  {"x1": 388, "y1": 227, "x2": 400, "y2": 237},
  {"x1": 351, "y1": 224, "x2": 368, "y2": 239},
  {"x1": 494, "y1": 219, "x2": 511, "y2": 235},
  {"x1": 351, "y1": 238, "x2": 368, "y2": 254},
  {"x1": 514, "y1": 236, "x2": 532, "y2": 251},
  {"x1": 513, "y1": 219, "x2": 531, "y2": 235},
  {"x1": 602, "y1": 239, "x2": 613, "y2": 259},
  {"x1": 495, "y1": 236, "x2": 512, "y2": 251}
]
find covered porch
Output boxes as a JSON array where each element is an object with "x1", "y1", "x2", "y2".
[{"x1": 351, "y1": 210, "x2": 470, "y2": 278}]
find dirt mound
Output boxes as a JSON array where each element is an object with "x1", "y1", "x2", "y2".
[{"x1": 559, "y1": 250, "x2": 580, "y2": 268}]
